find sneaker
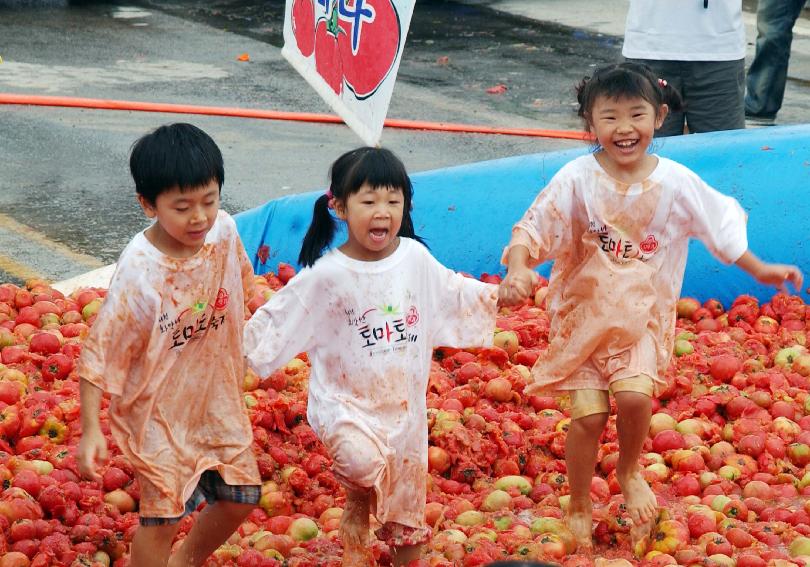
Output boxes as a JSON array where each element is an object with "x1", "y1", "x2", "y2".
[{"x1": 745, "y1": 114, "x2": 776, "y2": 128}]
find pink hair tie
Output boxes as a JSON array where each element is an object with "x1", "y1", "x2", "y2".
[
  {"x1": 658, "y1": 78, "x2": 668, "y2": 88},
  {"x1": 325, "y1": 188, "x2": 333, "y2": 199}
]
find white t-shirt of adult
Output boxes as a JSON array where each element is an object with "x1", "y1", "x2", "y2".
[{"x1": 623, "y1": 0, "x2": 745, "y2": 61}]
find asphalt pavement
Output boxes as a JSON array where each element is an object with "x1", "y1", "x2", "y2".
[
  {"x1": 462, "y1": 0, "x2": 810, "y2": 125},
  {"x1": 0, "y1": 0, "x2": 808, "y2": 285}
]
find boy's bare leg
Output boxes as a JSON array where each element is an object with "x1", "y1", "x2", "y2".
[
  {"x1": 392, "y1": 543, "x2": 423, "y2": 566},
  {"x1": 564, "y1": 412, "x2": 608, "y2": 551},
  {"x1": 168, "y1": 501, "x2": 254, "y2": 567},
  {"x1": 340, "y1": 488, "x2": 371, "y2": 567},
  {"x1": 130, "y1": 523, "x2": 182, "y2": 567},
  {"x1": 614, "y1": 390, "x2": 657, "y2": 546}
]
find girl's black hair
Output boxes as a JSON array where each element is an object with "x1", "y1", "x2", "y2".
[
  {"x1": 130, "y1": 123, "x2": 224, "y2": 204},
  {"x1": 298, "y1": 147, "x2": 426, "y2": 267},
  {"x1": 575, "y1": 62, "x2": 684, "y2": 131}
]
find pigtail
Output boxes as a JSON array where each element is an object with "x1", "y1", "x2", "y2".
[
  {"x1": 306, "y1": 146, "x2": 428, "y2": 260},
  {"x1": 657, "y1": 78, "x2": 684, "y2": 113},
  {"x1": 575, "y1": 76, "x2": 592, "y2": 121},
  {"x1": 397, "y1": 208, "x2": 427, "y2": 247},
  {"x1": 298, "y1": 194, "x2": 336, "y2": 267},
  {"x1": 576, "y1": 62, "x2": 685, "y2": 128},
  {"x1": 395, "y1": 177, "x2": 427, "y2": 248}
]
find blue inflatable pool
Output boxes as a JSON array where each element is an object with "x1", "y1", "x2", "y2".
[{"x1": 235, "y1": 125, "x2": 810, "y2": 306}]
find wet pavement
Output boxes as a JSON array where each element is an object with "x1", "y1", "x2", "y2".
[
  {"x1": 0, "y1": 0, "x2": 808, "y2": 285},
  {"x1": 0, "y1": 0, "x2": 617, "y2": 284},
  {"x1": 464, "y1": 0, "x2": 810, "y2": 125},
  {"x1": 138, "y1": 0, "x2": 622, "y2": 126}
]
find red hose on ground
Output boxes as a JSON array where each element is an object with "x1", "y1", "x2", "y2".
[{"x1": 0, "y1": 93, "x2": 592, "y2": 141}]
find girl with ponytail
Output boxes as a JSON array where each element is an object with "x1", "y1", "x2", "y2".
[
  {"x1": 298, "y1": 146, "x2": 424, "y2": 267},
  {"x1": 244, "y1": 146, "x2": 498, "y2": 566}
]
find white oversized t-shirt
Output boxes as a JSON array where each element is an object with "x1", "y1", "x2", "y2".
[
  {"x1": 623, "y1": 0, "x2": 745, "y2": 61},
  {"x1": 78, "y1": 211, "x2": 260, "y2": 518},
  {"x1": 503, "y1": 154, "x2": 748, "y2": 395},
  {"x1": 244, "y1": 237, "x2": 498, "y2": 528}
]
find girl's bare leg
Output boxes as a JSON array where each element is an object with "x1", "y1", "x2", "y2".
[
  {"x1": 614, "y1": 390, "x2": 657, "y2": 545},
  {"x1": 340, "y1": 488, "x2": 372, "y2": 567},
  {"x1": 565, "y1": 412, "x2": 608, "y2": 550}
]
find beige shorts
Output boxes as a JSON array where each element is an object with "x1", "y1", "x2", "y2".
[{"x1": 569, "y1": 375, "x2": 655, "y2": 420}]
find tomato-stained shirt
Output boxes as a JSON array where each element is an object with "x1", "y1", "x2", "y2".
[
  {"x1": 244, "y1": 237, "x2": 498, "y2": 528},
  {"x1": 78, "y1": 210, "x2": 260, "y2": 518},
  {"x1": 503, "y1": 154, "x2": 747, "y2": 394}
]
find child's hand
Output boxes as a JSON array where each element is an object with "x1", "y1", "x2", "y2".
[
  {"x1": 736, "y1": 252, "x2": 804, "y2": 294},
  {"x1": 77, "y1": 427, "x2": 108, "y2": 483},
  {"x1": 753, "y1": 263, "x2": 804, "y2": 292},
  {"x1": 499, "y1": 266, "x2": 536, "y2": 306}
]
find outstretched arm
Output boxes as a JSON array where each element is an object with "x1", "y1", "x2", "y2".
[
  {"x1": 498, "y1": 179, "x2": 569, "y2": 307},
  {"x1": 735, "y1": 250, "x2": 804, "y2": 293},
  {"x1": 244, "y1": 286, "x2": 314, "y2": 378}
]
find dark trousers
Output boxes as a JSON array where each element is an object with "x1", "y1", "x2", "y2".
[
  {"x1": 626, "y1": 58, "x2": 745, "y2": 136},
  {"x1": 745, "y1": 0, "x2": 807, "y2": 119}
]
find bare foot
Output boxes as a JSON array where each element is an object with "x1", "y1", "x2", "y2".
[
  {"x1": 340, "y1": 523, "x2": 372, "y2": 567},
  {"x1": 595, "y1": 559, "x2": 634, "y2": 567},
  {"x1": 392, "y1": 543, "x2": 423, "y2": 567},
  {"x1": 618, "y1": 471, "x2": 657, "y2": 549},
  {"x1": 341, "y1": 546, "x2": 371, "y2": 567},
  {"x1": 340, "y1": 493, "x2": 372, "y2": 567},
  {"x1": 565, "y1": 499, "x2": 594, "y2": 551}
]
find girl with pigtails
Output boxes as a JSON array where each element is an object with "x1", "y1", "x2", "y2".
[{"x1": 244, "y1": 147, "x2": 498, "y2": 566}]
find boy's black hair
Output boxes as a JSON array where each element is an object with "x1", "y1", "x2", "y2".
[
  {"x1": 298, "y1": 147, "x2": 426, "y2": 267},
  {"x1": 130, "y1": 123, "x2": 224, "y2": 204},
  {"x1": 575, "y1": 62, "x2": 685, "y2": 131}
]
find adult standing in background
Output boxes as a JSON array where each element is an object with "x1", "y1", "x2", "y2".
[
  {"x1": 623, "y1": 0, "x2": 746, "y2": 136},
  {"x1": 745, "y1": 0, "x2": 807, "y2": 126}
]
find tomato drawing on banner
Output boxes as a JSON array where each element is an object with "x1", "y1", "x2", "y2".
[{"x1": 292, "y1": 0, "x2": 401, "y2": 98}]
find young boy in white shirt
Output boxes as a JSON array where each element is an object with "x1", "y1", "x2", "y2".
[{"x1": 77, "y1": 123, "x2": 260, "y2": 567}]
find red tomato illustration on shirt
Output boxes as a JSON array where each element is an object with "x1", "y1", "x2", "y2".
[
  {"x1": 214, "y1": 288, "x2": 230, "y2": 311},
  {"x1": 405, "y1": 306, "x2": 419, "y2": 327},
  {"x1": 639, "y1": 234, "x2": 659, "y2": 254},
  {"x1": 293, "y1": 0, "x2": 401, "y2": 98}
]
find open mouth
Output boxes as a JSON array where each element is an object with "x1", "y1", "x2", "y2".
[
  {"x1": 369, "y1": 228, "x2": 389, "y2": 243},
  {"x1": 187, "y1": 229, "x2": 208, "y2": 239},
  {"x1": 614, "y1": 139, "x2": 639, "y2": 152}
]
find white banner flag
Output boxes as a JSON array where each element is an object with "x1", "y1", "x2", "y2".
[{"x1": 282, "y1": 0, "x2": 415, "y2": 146}]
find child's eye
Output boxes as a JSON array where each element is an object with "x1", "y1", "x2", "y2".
[{"x1": 175, "y1": 207, "x2": 189, "y2": 212}]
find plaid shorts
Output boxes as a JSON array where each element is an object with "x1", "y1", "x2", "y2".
[{"x1": 140, "y1": 470, "x2": 261, "y2": 526}]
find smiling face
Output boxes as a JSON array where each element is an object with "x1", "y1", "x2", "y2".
[
  {"x1": 335, "y1": 183, "x2": 404, "y2": 262},
  {"x1": 138, "y1": 179, "x2": 220, "y2": 258},
  {"x1": 589, "y1": 94, "x2": 667, "y2": 181}
]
